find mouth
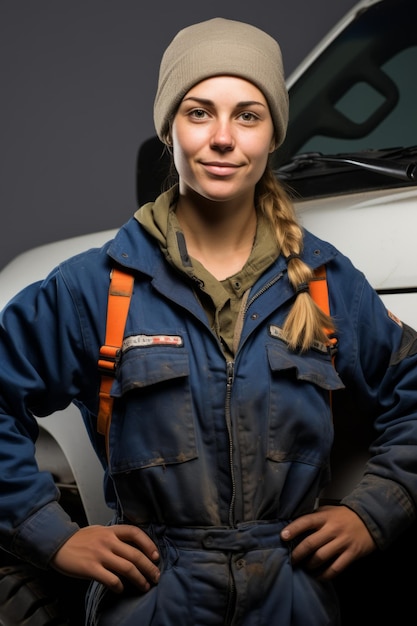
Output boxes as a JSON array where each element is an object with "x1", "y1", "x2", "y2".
[{"x1": 201, "y1": 161, "x2": 240, "y2": 177}]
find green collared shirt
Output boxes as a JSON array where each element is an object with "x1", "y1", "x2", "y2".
[{"x1": 135, "y1": 186, "x2": 280, "y2": 359}]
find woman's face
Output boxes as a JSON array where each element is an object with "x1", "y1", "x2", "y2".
[{"x1": 171, "y1": 76, "x2": 275, "y2": 204}]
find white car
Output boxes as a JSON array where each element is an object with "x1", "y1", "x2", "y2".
[{"x1": 0, "y1": 0, "x2": 415, "y2": 623}]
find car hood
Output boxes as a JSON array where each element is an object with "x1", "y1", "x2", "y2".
[{"x1": 296, "y1": 186, "x2": 417, "y2": 290}]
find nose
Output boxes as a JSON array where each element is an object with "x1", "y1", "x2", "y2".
[{"x1": 210, "y1": 120, "x2": 234, "y2": 152}]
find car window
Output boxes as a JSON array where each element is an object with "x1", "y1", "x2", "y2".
[
  {"x1": 272, "y1": 0, "x2": 417, "y2": 199},
  {"x1": 298, "y1": 45, "x2": 417, "y2": 155}
]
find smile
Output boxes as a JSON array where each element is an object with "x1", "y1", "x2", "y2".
[{"x1": 202, "y1": 162, "x2": 240, "y2": 176}]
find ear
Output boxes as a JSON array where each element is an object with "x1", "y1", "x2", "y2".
[
  {"x1": 165, "y1": 120, "x2": 175, "y2": 147},
  {"x1": 269, "y1": 135, "x2": 277, "y2": 153}
]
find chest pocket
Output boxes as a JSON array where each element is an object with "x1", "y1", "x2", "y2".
[
  {"x1": 108, "y1": 344, "x2": 198, "y2": 473},
  {"x1": 266, "y1": 338, "x2": 344, "y2": 466}
]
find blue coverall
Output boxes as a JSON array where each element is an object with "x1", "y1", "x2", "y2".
[{"x1": 1, "y1": 197, "x2": 417, "y2": 624}]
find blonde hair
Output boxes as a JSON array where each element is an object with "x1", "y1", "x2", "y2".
[{"x1": 256, "y1": 167, "x2": 335, "y2": 351}]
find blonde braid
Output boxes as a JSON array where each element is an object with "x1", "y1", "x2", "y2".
[{"x1": 256, "y1": 167, "x2": 335, "y2": 351}]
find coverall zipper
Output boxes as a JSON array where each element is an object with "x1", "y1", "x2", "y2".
[
  {"x1": 221, "y1": 273, "x2": 288, "y2": 622},
  {"x1": 225, "y1": 360, "x2": 236, "y2": 528},
  {"x1": 225, "y1": 360, "x2": 237, "y2": 624},
  {"x1": 225, "y1": 272, "x2": 284, "y2": 528}
]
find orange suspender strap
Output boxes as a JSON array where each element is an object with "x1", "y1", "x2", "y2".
[
  {"x1": 309, "y1": 264, "x2": 337, "y2": 360},
  {"x1": 97, "y1": 267, "x2": 134, "y2": 456},
  {"x1": 309, "y1": 264, "x2": 337, "y2": 415},
  {"x1": 309, "y1": 264, "x2": 330, "y2": 314}
]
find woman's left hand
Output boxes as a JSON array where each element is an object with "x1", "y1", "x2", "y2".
[{"x1": 280, "y1": 504, "x2": 376, "y2": 580}]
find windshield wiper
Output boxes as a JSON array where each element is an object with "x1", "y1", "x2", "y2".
[{"x1": 276, "y1": 147, "x2": 417, "y2": 182}]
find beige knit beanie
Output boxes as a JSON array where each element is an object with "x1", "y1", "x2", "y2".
[{"x1": 153, "y1": 18, "x2": 289, "y2": 147}]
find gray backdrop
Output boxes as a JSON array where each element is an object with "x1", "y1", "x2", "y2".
[{"x1": 0, "y1": 0, "x2": 358, "y2": 270}]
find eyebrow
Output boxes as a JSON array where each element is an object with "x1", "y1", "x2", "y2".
[{"x1": 181, "y1": 96, "x2": 267, "y2": 108}]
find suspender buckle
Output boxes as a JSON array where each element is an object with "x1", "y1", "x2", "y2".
[{"x1": 98, "y1": 344, "x2": 121, "y2": 375}]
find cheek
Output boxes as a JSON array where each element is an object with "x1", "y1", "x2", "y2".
[
  {"x1": 240, "y1": 130, "x2": 274, "y2": 164},
  {"x1": 251, "y1": 145, "x2": 271, "y2": 174},
  {"x1": 171, "y1": 126, "x2": 193, "y2": 174},
  {"x1": 172, "y1": 131, "x2": 207, "y2": 179},
  {"x1": 172, "y1": 144, "x2": 191, "y2": 177}
]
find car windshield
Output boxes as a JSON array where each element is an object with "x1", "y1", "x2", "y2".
[{"x1": 273, "y1": 0, "x2": 417, "y2": 198}]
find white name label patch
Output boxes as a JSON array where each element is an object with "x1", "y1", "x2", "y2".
[{"x1": 123, "y1": 334, "x2": 183, "y2": 351}]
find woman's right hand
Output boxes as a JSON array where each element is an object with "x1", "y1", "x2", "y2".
[{"x1": 51, "y1": 524, "x2": 161, "y2": 593}]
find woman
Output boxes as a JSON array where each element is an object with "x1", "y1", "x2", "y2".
[{"x1": 1, "y1": 17, "x2": 417, "y2": 625}]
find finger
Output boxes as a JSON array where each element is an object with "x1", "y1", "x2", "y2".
[
  {"x1": 280, "y1": 513, "x2": 323, "y2": 542},
  {"x1": 86, "y1": 563, "x2": 128, "y2": 594},
  {"x1": 109, "y1": 539, "x2": 161, "y2": 585},
  {"x1": 294, "y1": 534, "x2": 340, "y2": 569},
  {"x1": 113, "y1": 525, "x2": 160, "y2": 561},
  {"x1": 100, "y1": 550, "x2": 160, "y2": 592},
  {"x1": 289, "y1": 528, "x2": 332, "y2": 565},
  {"x1": 312, "y1": 550, "x2": 353, "y2": 581}
]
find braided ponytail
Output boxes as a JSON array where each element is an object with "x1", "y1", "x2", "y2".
[{"x1": 256, "y1": 167, "x2": 335, "y2": 351}]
